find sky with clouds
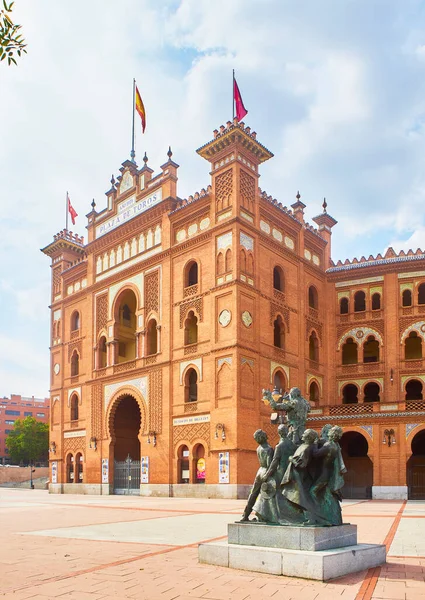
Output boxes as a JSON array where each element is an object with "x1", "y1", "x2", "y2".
[{"x1": 2, "y1": 0, "x2": 425, "y2": 398}]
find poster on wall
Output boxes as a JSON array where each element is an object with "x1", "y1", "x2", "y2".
[
  {"x1": 218, "y1": 452, "x2": 229, "y2": 483},
  {"x1": 51, "y1": 461, "x2": 57, "y2": 484},
  {"x1": 141, "y1": 456, "x2": 149, "y2": 483},
  {"x1": 101, "y1": 458, "x2": 109, "y2": 484},
  {"x1": 196, "y1": 458, "x2": 206, "y2": 480}
]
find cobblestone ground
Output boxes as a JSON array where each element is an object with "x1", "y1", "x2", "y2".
[{"x1": 0, "y1": 489, "x2": 423, "y2": 600}]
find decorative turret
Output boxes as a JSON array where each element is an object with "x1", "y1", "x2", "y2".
[
  {"x1": 291, "y1": 191, "x2": 306, "y2": 223},
  {"x1": 312, "y1": 198, "x2": 338, "y2": 268}
]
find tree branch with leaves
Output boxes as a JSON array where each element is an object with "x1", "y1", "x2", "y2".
[
  {"x1": 0, "y1": 1, "x2": 26, "y2": 65},
  {"x1": 6, "y1": 417, "x2": 49, "y2": 465}
]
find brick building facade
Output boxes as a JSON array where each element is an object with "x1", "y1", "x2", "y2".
[
  {"x1": 0, "y1": 395, "x2": 50, "y2": 464},
  {"x1": 42, "y1": 120, "x2": 425, "y2": 499}
]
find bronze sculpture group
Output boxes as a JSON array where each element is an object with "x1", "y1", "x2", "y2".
[{"x1": 240, "y1": 387, "x2": 347, "y2": 527}]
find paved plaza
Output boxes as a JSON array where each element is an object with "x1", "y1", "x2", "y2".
[{"x1": 0, "y1": 490, "x2": 424, "y2": 600}]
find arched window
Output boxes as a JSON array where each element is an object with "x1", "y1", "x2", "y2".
[
  {"x1": 178, "y1": 445, "x2": 190, "y2": 483},
  {"x1": 342, "y1": 338, "x2": 358, "y2": 365},
  {"x1": 308, "y1": 286, "x2": 318, "y2": 309},
  {"x1": 71, "y1": 351, "x2": 79, "y2": 376},
  {"x1": 363, "y1": 335, "x2": 379, "y2": 363},
  {"x1": 419, "y1": 283, "x2": 425, "y2": 305},
  {"x1": 225, "y1": 249, "x2": 232, "y2": 272},
  {"x1": 122, "y1": 304, "x2": 131, "y2": 325},
  {"x1": 340, "y1": 297, "x2": 349, "y2": 314},
  {"x1": 309, "y1": 381, "x2": 320, "y2": 404},
  {"x1": 342, "y1": 384, "x2": 358, "y2": 404},
  {"x1": 371, "y1": 293, "x2": 381, "y2": 311},
  {"x1": 402, "y1": 289, "x2": 412, "y2": 307},
  {"x1": 193, "y1": 443, "x2": 206, "y2": 484},
  {"x1": 184, "y1": 311, "x2": 198, "y2": 345},
  {"x1": 71, "y1": 311, "x2": 80, "y2": 331},
  {"x1": 185, "y1": 368, "x2": 198, "y2": 402},
  {"x1": 98, "y1": 336, "x2": 107, "y2": 368},
  {"x1": 364, "y1": 382, "x2": 380, "y2": 402},
  {"x1": 273, "y1": 266, "x2": 284, "y2": 292},
  {"x1": 309, "y1": 331, "x2": 319, "y2": 362},
  {"x1": 273, "y1": 370, "x2": 286, "y2": 393},
  {"x1": 240, "y1": 249, "x2": 247, "y2": 273},
  {"x1": 70, "y1": 393, "x2": 79, "y2": 421},
  {"x1": 66, "y1": 453, "x2": 74, "y2": 483},
  {"x1": 354, "y1": 291, "x2": 366, "y2": 312},
  {"x1": 247, "y1": 253, "x2": 254, "y2": 275},
  {"x1": 273, "y1": 316, "x2": 285, "y2": 349},
  {"x1": 406, "y1": 379, "x2": 423, "y2": 400},
  {"x1": 185, "y1": 261, "x2": 198, "y2": 287},
  {"x1": 146, "y1": 318, "x2": 158, "y2": 355},
  {"x1": 75, "y1": 452, "x2": 83, "y2": 482},
  {"x1": 405, "y1": 331, "x2": 422, "y2": 360},
  {"x1": 217, "y1": 252, "x2": 224, "y2": 275},
  {"x1": 114, "y1": 289, "x2": 137, "y2": 362}
]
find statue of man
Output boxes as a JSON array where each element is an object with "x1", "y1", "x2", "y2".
[
  {"x1": 239, "y1": 429, "x2": 273, "y2": 522},
  {"x1": 264, "y1": 387, "x2": 310, "y2": 445},
  {"x1": 254, "y1": 425, "x2": 305, "y2": 524}
]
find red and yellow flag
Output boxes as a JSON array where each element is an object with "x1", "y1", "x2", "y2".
[{"x1": 135, "y1": 85, "x2": 146, "y2": 133}]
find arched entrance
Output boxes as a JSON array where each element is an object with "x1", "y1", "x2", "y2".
[
  {"x1": 111, "y1": 395, "x2": 141, "y2": 494},
  {"x1": 340, "y1": 431, "x2": 373, "y2": 498},
  {"x1": 407, "y1": 430, "x2": 425, "y2": 499}
]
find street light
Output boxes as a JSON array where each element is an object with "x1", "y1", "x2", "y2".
[{"x1": 29, "y1": 461, "x2": 36, "y2": 489}]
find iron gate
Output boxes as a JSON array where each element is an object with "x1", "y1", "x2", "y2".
[{"x1": 114, "y1": 454, "x2": 141, "y2": 494}]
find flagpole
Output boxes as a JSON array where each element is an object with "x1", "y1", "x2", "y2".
[
  {"x1": 65, "y1": 192, "x2": 69, "y2": 231},
  {"x1": 130, "y1": 78, "x2": 136, "y2": 163},
  {"x1": 232, "y1": 69, "x2": 235, "y2": 120}
]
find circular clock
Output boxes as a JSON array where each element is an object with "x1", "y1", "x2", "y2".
[
  {"x1": 54, "y1": 363, "x2": 60, "y2": 375},
  {"x1": 218, "y1": 309, "x2": 231, "y2": 327},
  {"x1": 242, "y1": 311, "x2": 253, "y2": 328}
]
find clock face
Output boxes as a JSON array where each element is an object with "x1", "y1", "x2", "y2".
[
  {"x1": 54, "y1": 363, "x2": 60, "y2": 375},
  {"x1": 242, "y1": 311, "x2": 253, "y2": 328},
  {"x1": 218, "y1": 309, "x2": 231, "y2": 327}
]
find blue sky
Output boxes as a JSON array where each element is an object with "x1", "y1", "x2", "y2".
[{"x1": 2, "y1": 0, "x2": 425, "y2": 397}]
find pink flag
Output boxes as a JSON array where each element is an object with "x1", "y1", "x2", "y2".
[{"x1": 233, "y1": 76, "x2": 248, "y2": 121}]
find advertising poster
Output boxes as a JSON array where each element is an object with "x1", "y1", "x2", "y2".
[
  {"x1": 51, "y1": 461, "x2": 57, "y2": 484},
  {"x1": 218, "y1": 452, "x2": 229, "y2": 483},
  {"x1": 141, "y1": 456, "x2": 149, "y2": 483},
  {"x1": 196, "y1": 457, "x2": 206, "y2": 480},
  {"x1": 101, "y1": 458, "x2": 109, "y2": 484}
]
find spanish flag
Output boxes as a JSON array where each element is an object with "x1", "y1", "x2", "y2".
[{"x1": 135, "y1": 85, "x2": 146, "y2": 133}]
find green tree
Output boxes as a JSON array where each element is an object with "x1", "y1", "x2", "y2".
[
  {"x1": 0, "y1": 1, "x2": 26, "y2": 65},
  {"x1": 6, "y1": 417, "x2": 48, "y2": 465}
]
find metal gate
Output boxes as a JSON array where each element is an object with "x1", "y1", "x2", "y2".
[
  {"x1": 408, "y1": 458, "x2": 425, "y2": 499},
  {"x1": 114, "y1": 454, "x2": 141, "y2": 495}
]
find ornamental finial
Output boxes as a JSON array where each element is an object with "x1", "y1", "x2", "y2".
[
  {"x1": 143, "y1": 152, "x2": 148, "y2": 165},
  {"x1": 91, "y1": 198, "x2": 96, "y2": 210},
  {"x1": 323, "y1": 197, "x2": 327, "y2": 213},
  {"x1": 167, "y1": 146, "x2": 173, "y2": 160},
  {"x1": 296, "y1": 190, "x2": 301, "y2": 200}
]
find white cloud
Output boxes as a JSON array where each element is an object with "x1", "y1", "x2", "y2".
[{"x1": 3, "y1": 1, "x2": 425, "y2": 394}]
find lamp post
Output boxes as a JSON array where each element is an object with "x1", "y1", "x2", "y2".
[{"x1": 29, "y1": 460, "x2": 35, "y2": 489}]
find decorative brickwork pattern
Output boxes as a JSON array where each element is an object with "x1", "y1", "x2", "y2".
[
  {"x1": 263, "y1": 423, "x2": 279, "y2": 448},
  {"x1": 183, "y1": 284, "x2": 199, "y2": 298},
  {"x1": 217, "y1": 362, "x2": 232, "y2": 402},
  {"x1": 96, "y1": 294, "x2": 108, "y2": 337},
  {"x1": 113, "y1": 360, "x2": 136, "y2": 374},
  {"x1": 180, "y1": 297, "x2": 203, "y2": 327},
  {"x1": 149, "y1": 369, "x2": 162, "y2": 434},
  {"x1": 215, "y1": 168, "x2": 233, "y2": 212},
  {"x1": 63, "y1": 436, "x2": 84, "y2": 455},
  {"x1": 173, "y1": 421, "x2": 210, "y2": 449},
  {"x1": 145, "y1": 269, "x2": 160, "y2": 316},
  {"x1": 240, "y1": 170, "x2": 256, "y2": 211},
  {"x1": 184, "y1": 344, "x2": 198, "y2": 355},
  {"x1": 68, "y1": 339, "x2": 82, "y2": 361},
  {"x1": 91, "y1": 384, "x2": 103, "y2": 439},
  {"x1": 270, "y1": 302, "x2": 290, "y2": 332},
  {"x1": 329, "y1": 404, "x2": 373, "y2": 415},
  {"x1": 53, "y1": 266, "x2": 62, "y2": 295},
  {"x1": 145, "y1": 355, "x2": 157, "y2": 365},
  {"x1": 306, "y1": 318, "x2": 323, "y2": 341},
  {"x1": 184, "y1": 402, "x2": 198, "y2": 413}
]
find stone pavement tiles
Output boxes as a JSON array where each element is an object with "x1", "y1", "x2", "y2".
[{"x1": 0, "y1": 490, "x2": 424, "y2": 599}]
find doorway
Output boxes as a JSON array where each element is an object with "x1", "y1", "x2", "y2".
[
  {"x1": 112, "y1": 395, "x2": 141, "y2": 494},
  {"x1": 340, "y1": 431, "x2": 373, "y2": 498},
  {"x1": 408, "y1": 430, "x2": 425, "y2": 499}
]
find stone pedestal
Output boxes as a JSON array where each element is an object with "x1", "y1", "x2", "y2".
[{"x1": 199, "y1": 523, "x2": 386, "y2": 581}]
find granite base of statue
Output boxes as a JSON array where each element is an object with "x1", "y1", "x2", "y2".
[{"x1": 199, "y1": 388, "x2": 386, "y2": 581}]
